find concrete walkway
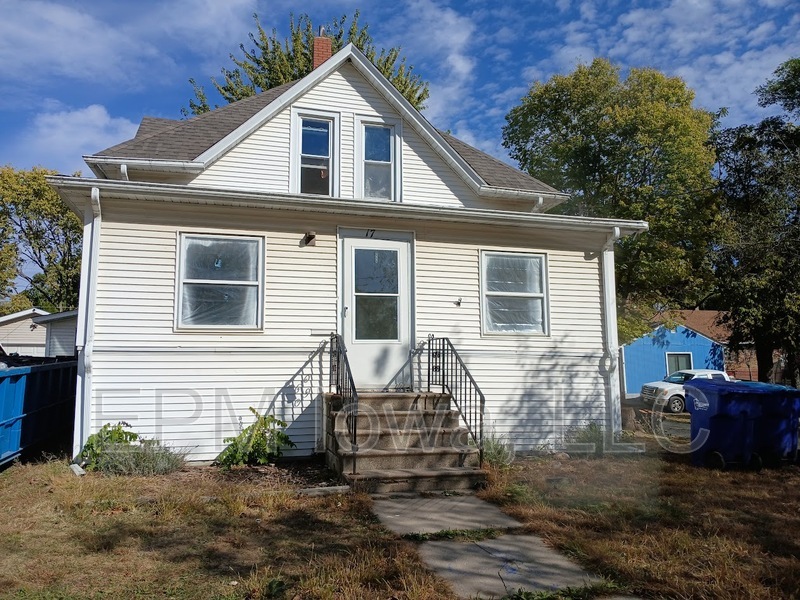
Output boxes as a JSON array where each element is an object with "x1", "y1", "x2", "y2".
[{"x1": 372, "y1": 493, "x2": 643, "y2": 600}]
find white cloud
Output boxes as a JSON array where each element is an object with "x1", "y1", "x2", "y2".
[
  {"x1": 3, "y1": 105, "x2": 138, "y2": 175},
  {"x1": 397, "y1": 0, "x2": 477, "y2": 124},
  {"x1": 0, "y1": 0, "x2": 171, "y2": 88}
]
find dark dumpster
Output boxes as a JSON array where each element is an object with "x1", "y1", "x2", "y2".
[
  {"x1": 685, "y1": 379, "x2": 762, "y2": 469},
  {"x1": 749, "y1": 382, "x2": 800, "y2": 466},
  {"x1": 686, "y1": 379, "x2": 800, "y2": 469}
]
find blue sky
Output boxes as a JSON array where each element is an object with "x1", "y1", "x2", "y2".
[{"x1": 0, "y1": 0, "x2": 797, "y2": 176}]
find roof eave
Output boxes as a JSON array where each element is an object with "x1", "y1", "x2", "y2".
[
  {"x1": 83, "y1": 156, "x2": 204, "y2": 179},
  {"x1": 478, "y1": 186, "x2": 570, "y2": 211},
  {"x1": 47, "y1": 176, "x2": 649, "y2": 238}
]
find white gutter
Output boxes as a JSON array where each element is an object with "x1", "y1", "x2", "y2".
[
  {"x1": 83, "y1": 156, "x2": 204, "y2": 173},
  {"x1": 601, "y1": 226, "x2": 623, "y2": 437},
  {"x1": 72, "y1": 186, "x2": 102, "y2": 458},
  {"x1": 48, "y1": 177, "x2": 649, "y2": 237}
]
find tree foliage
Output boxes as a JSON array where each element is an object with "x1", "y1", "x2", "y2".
[
  {"x1": 756, "y1": 57, "x2": 800, "y2": 118},
  {"x1": 714, "y1": 58, "x2": 800, "y2": 382},
  {"x1": 0, "y1": 166, "x2": 82, "y2": 313},
  {"x1": 184, "y1": 11, "x2": 429, "y2": 116},
  {"x1": 503, "y1": 59, "x2": 719, "y2": 341}
]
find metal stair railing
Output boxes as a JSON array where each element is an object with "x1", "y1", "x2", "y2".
[
  {"x1": 426, "y1": 335, "x2": 485, "y2": 467},
  {"x1": 329, "y1": 333, "x2": 360, "y2": 475}
]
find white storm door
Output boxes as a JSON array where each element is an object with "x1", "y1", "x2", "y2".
[{"x1": 343, "y1": 237, "x2": 411, "y2": 388}]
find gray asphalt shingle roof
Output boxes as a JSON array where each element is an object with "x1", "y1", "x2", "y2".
[
  {"x1": 92, "y1": 81, "x2": 558, "y2": 196},
  {"x1": 438, "y1": 131, "x2": 560, "y2": 195},
  {"x1": 96, "y1": 81, "x2": 298, "y2": 161}
]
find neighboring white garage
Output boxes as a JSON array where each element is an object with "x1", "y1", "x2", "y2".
[
  {"x1": 0, "y1": 308, "x2": 49, "y2": 356},
  {"x1": 32, "y1": 310, "x2": 78, "y2": 357}
]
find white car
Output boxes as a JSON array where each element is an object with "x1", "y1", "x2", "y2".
[{"x1": 640, "y1": 369, "x2": 732, "y2": 413}]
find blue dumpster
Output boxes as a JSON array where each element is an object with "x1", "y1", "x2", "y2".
[
  {"x1": 685, "y1": 379, "x2": 762, "y2": 469},
  {"x1": 749, "y1": 382, "x2": 800, "y2": 466}
]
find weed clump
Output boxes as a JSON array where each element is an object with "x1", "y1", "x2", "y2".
[
  {"x1": 216, "y1": 407, "x2": 296, "y2": 469},
  {"x1": 78, "y1": 422, "x2": 186, "y2": 476}
]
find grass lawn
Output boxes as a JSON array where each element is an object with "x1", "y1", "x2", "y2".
[
  {"x1": 479, "y1": 434, "x2": 800, "y2": 600},
  {"x1": 0, "y1": 460, "x2": 456, "y2": 600}
]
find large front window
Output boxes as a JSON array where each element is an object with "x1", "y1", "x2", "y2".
[
  {"x1": 481, "y1": 252, "x2": 548, "y2": 335},
  {"x1": 177, "y1": 234, "x2": 263, "y2": 329}
]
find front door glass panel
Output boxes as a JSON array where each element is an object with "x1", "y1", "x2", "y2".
[{"x1": 354, "y1": 248, "x2": 399, "y2": 340}]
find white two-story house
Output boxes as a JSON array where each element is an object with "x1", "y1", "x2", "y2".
[{"x1": 49, "y1": 40, "x2": 647, "y2": 474}]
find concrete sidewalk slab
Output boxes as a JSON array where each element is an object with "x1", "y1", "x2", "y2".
[
  {"x1": 372, "y1": 494, "x2": 521, "y2": 535},
  {"x1": 419, "y1": 534, "x2": 600, "y2": 599}
]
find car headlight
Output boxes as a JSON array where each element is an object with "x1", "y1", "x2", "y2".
[{"x1": 657, "y1": 389, "x2": 669, "y2": 398}]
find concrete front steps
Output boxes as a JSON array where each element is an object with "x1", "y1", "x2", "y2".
[{"x1": 325, "y1": 391, "x2": 487, "y2": 493}]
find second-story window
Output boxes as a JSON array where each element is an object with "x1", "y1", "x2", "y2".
[
  {"x1": 363, "y1": 124, "x2": 393, "y2": 200},
  {"x1": 300, "y1": 118, "x2": 332, "y2": 196}
]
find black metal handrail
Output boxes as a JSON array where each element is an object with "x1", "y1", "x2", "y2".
[
  {"x1": 427, "y1": 335, "x2": 485, "y2": 466},
  {"x1": 329, "y1": 333, "x2": 359, "y2": 474}
]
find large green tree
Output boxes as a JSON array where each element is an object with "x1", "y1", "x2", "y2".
[
  {"x1": 0, "y1": 166, "x2": 82, "y2": 313},
  {"x1": 502, "y1": 58, "x2": 719, "y2": 342},
  {"x1": 184, "y1": 11, "x2": 429, "y2": 116},
  {"x1": 713, "y1": 58, "x2": 800, "y2": 382}
]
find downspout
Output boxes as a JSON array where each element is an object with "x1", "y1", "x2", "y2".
[
  {"x1": 72, "y1": 187, "x2": 101, "y2": 458},
  {"x1": 601, "y1": 226, "x2": 622, "y2": 436}
]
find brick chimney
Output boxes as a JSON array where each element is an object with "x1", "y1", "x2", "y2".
[{"x1": 313, "y1": 26, "x2": 332, "y2": 69}]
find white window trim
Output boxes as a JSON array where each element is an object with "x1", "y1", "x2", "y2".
[
  {"x1": 354, "y1": 115, "x2": 402, "y2": 202},
  {"x1": 175, "y1": 232, "x2": 265, "y2": 331},
  {"x1": 665, "y1": 352, "x2": 693, "y2": 373},
  {"x1": 480, "y1": 250, "x2": 549, "y2": 337},
  {"x1": 290, "y1": 107, "x2": 341, "y2": 197}
]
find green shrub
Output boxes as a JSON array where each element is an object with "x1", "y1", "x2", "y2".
[
  {"x1": 79, "y1": 422, "x2": 186, "y2": 476},
  {"x1": 79, "y1": 422, "x2": 139, "y2": 470},
  {"x1": 94, "y1": 439, "x2": 187, "y2": 476},
  {"x1": 217, "y1": 408, "x2": 296, "y2": 469}
]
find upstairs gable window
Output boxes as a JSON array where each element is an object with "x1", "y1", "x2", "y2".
[
  {"x1": 292, "y1": 108, "x2": 339, "y2": 197},
  {"x1": 356, "y1": 116, "x2": 401, "y2": 201},
  {"x1": 364, "y1": 125, "x2": 393, "y2": 199},
  {"x1": 300, "y1": 118, "x2": 331, "y2": 196}
]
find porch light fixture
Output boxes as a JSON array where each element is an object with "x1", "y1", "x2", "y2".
[{"x1": 302, "y1": 231, "x2": 317, "y2": 246}]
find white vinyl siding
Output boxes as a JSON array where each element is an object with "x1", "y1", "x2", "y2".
[
  {"x1": 414, "y1": 232, "x2": 606, "y2": 452},
  {"x1": 46, "y1": 318, "x2": 77, "y2": 357},
  {"x1": 190, "y1": 111, "x2": 291, "y2": 191},
  {"x1": 0, "y1": 317, "x2": 47, "y2": 356},
  {"x1": 188, "y1": 64, "x2": 488, "y2": 208},
  {"x1": 89, "y1": 202, "x2": 339, "y2": 460}
]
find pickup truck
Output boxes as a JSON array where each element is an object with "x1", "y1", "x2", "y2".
[{"x1": 640, "y1": 369, "x2": 732, "y2": 413}]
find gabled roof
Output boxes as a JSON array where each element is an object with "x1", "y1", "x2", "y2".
[
  {"x1": 439, "y1": 131, "x2": 560, "y2": 195},
  {"x1": 32, "y1": 309, "x2": 79, "y2": 325},
  {"x1": 652, "y1": 310, "x2": 730, "y2": 344},
  {"x1": 95, "y1": 81, "x2": 297, "y2": 161},
  {"x1": 673, "y1": 310, "x2": 730, "y2": 344},
  {"x1": 0, "y1": 308, "x2": 49, "y2": 325},
  {"x1": 85, "y1": 45, "x2": 567, "y2": 206}
]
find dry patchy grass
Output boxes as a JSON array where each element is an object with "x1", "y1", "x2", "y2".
[
  {"x1": 480, "y1": 435, "x2": 800, "y2": 600},
  {"x1": 0, "y1": 460, "x2": 455, "y2": 600}
]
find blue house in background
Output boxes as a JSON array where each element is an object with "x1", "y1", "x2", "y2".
[{"x1": 621, "y1": 310, "x2": 727, "y2": 394}]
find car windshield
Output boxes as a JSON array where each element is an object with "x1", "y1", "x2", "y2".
[{"x1": 664, "y1": 371, "x2": 694, "y2": 383}]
